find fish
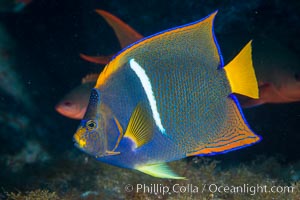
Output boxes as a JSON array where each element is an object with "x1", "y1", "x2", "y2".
[
  {"x1": 56, "y1": 10, "x2": 143, "y2": 119},
  {"x1": 73, "y1": 11, "x2": 261, "y2": 179},
  {"x1": 55, "y1": 74, "x2": 98, "y2": 119},
  {"x1": 0, "y1": 23, "x2": 34, "y2": 111}
]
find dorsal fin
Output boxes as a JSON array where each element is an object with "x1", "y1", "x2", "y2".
[
  {"x1": 80, "y1": 10, "x2": 143, "y2": 67},
  {"x1": 96, "y1": 10, "x2": 143, "y2": 48},
  {"x1": 80, "y1": 53, "x2": 111, "y2": 65},
  {"x1": 81, "y1": 73, "x2": 99, "y2": 84}
]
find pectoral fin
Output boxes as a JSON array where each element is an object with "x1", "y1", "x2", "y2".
[
  {"x1": 136, "y1": 163, "x2": 185, "y2": 179},
  {"x1": 124, "y1": 103, "x2": 153, "y2": 148}
]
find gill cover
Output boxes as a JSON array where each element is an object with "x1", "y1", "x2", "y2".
[
  {"x1": 74, "y1": 88, "x2": 107, "y2": 156},
  {"x1": 74, "y1": 88, "x2": 123, "y2": 157},
  {"x1": 74, "y1": 88, "x2": 100, "y2": 148}
]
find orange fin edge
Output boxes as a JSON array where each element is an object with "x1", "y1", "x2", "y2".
[{"x1": 186, "y1": 135, "x2": 260, "y2": 157}]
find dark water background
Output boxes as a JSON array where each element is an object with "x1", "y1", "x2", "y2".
[{"x1": 0, "y1": 0, "x2": 299, "y2": 198}]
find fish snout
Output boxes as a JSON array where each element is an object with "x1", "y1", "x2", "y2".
[{"x1": 74, "y1": 127, "x2": 87, "y2": 149}]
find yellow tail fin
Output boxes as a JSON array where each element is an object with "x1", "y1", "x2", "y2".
[{"x1": 224, "y1": 41, "x2": 259, "y2": 99}]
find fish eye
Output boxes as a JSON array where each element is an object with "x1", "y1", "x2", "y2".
[
  {"x1": 64, "y1": 101, "x2": 72, "y2": 106},
  {"x1": 86, "y1": 120, "x2": 97, "y2": 130},
  {"x1": 295, "y1": 73, "x2": 300, "y2": 82}
]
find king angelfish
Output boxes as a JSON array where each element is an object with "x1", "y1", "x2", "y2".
[{"x1": 73, "y1": 11, "x2": 261, "y2": 179}]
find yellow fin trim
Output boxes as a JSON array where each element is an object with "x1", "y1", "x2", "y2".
[
  {"x1": 110, "y1": 117, "x2": 123, "y2": 152},
  {"x1": 124, "y1": 103, "x2": 153, "y2": 148},
  {"x1": 224, "y1": 41, "x2": 259, "y2": 99},
  {"x1": 105, "y1": 150, "x2": 120, "y2": 156},
  {"x1": 136, "y1": 163, "x2": 186, "y2": 179}
]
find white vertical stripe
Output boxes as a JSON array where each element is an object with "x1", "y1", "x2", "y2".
[{"x1": 129, "y1": 59, "x2": 166, "y2": 134}]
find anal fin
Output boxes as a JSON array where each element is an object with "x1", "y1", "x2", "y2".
[{"x1": 136, "y1": 163, "x2": 185, "y2": 179}]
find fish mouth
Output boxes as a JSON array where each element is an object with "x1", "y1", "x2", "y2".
[
  {"x1": 73, "y1": 140, "x2": 80, "y2": 148},
  {"x1": 73, "y1": 139, "x2": 90, "y2": 154},
  {"x1": 73, "y1": 138, "x2": 81, "y2": 149}
]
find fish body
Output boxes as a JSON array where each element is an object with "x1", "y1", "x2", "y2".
[
  {"x1": 74, "y1": 12, "x2": 261, "y2": 178},
  {"x1": 55, "y1": 74, "x2": 98, "y2": 119}
]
